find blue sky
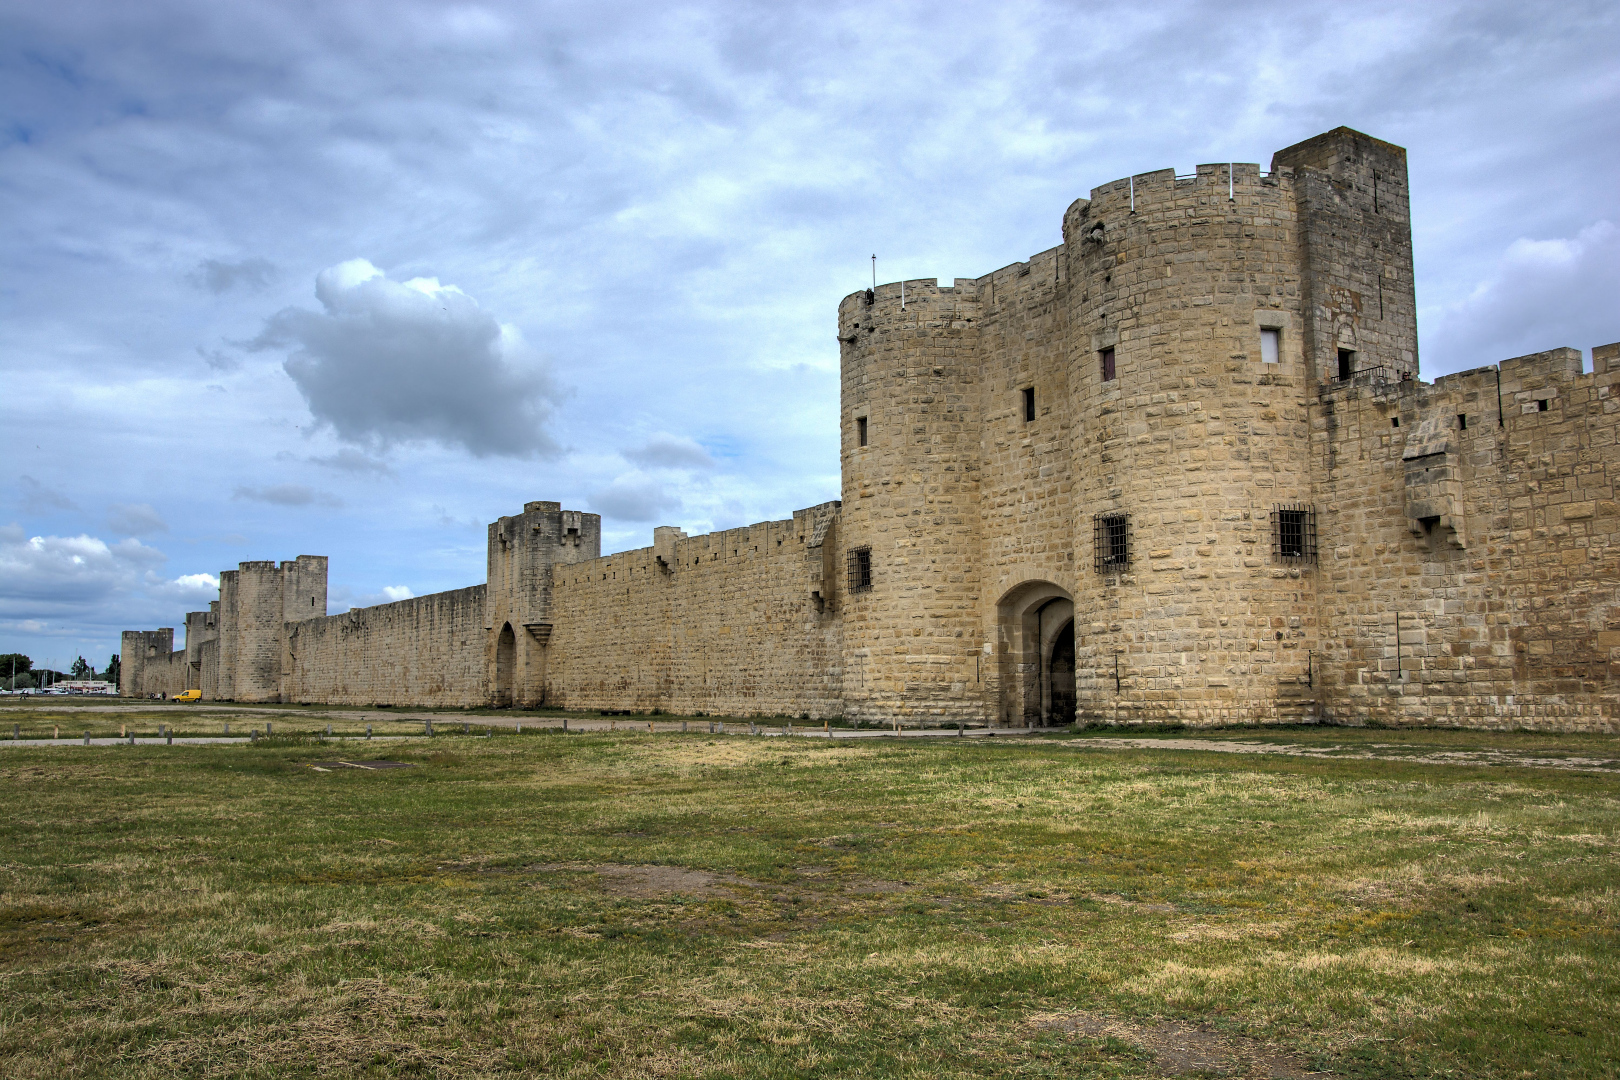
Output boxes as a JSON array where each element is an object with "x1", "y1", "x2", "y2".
[{"x1": 2, "y1": 0, "x2": 1617, "y2": 672}]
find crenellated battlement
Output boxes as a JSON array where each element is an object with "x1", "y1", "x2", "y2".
[{"x1": 116, "y1": 126, "x2": 1620, "y2": 731}]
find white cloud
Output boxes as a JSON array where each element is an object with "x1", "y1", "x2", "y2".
[
  {"x1": 253, "y1": 259, "x2": 567, "y2": 459},
  {"x1": 106, "y1": 502, "x2": 169, "y2": 537},
  {"x1": 232, "y1": 484, "x2": 342, "y2": 508},
  {"x1": 622, "y1": 433, "x2": 716, "y2": 471},
  {"x1": 18, "y1": 476, "x2": 77, "y2": 514},
  {"x1": 1423, "y1": 220, "x2": 1620, "y2": 375},
  {"x1": 189, "y1": 257, "x2": 276, "y2": 294},
  {"x1": 589, "y1": 475, "x2": 682, "y2": 522},
  {"x1": 308, "y1": 448, "x2": 394, "y2": 475}
]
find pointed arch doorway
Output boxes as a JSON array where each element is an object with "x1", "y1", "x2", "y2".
[
  {"x1": 495, "y1": 622, "x2": 516, "y2": 707},
  {"x1": 996, "y1": 581, "x2": 1076, "y2": 727}
]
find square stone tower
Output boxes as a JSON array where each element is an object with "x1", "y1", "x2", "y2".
[{"x1": 485, "y1": 501, "x2": 601, "y2": 706}]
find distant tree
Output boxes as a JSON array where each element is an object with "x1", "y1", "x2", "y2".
[
  {"x1": 106, "y1": 654, "x2": 121, "y2": 687},
  {"x1": 71, "y1": 656, "x2": 91, "y2": 679},
  {"x1": 0, "y1": 654, "x2": 31, "y2": 680},
  {"x1": 3, "y1": 672, "x2": 36, "y2": 691}
]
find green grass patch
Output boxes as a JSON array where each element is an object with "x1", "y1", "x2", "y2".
[{"x1": 0, "y1": 732, "x2": 1615, "y2": 1077}]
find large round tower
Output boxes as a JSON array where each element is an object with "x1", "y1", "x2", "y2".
[
  {"x1": 1061, "y1": 162, "x2": 1318, "y2": 723},
  {"x1": 837, "y1": 279, "x2": 989, "y2": 723}
]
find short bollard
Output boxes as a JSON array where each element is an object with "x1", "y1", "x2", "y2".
[
  {"x1": 708, "y1": 722, "x2": 714, "y2": 734},
  {"x1": 648, "y1": 721, "x2": 653, "y2": 733},
  {"x1": 462, "y1": 722, "x2": 469, "y2": 734},
  {"x1": 128, "y1": 732, "x2": 135, "y2": 746},
  {"x1": 266, "y1": 722, "x2": 273, "y2": 736},
  {"x1": 425, "y1": 720, "x2": 434, "y2": 736},
  {"x1": 824, "y1": 720, "x2": 830, "y2": 736},
  {"x1": 515, "y1": 722, "x2": 521, "y2": 734},
  {"x1": 563, "y1": 717, "x2": 568, "y2": 732},
  {"x1": 719, "y1": 722, "x2": 726, "y2": 734},
  {"x1": 681, "y1": 720, "x2": 687, "y2": 732},
  {"x1": 223, "y1": 723, "x2": 230, "y2": 735},
  {"x1": 782, "y1": 723, "x2": 788, "y2": 736},
  {"x1": 251, "y1": 730, "x2": 258, "y2": 743},
  {"x1": 167, "y1": 730, "x2": 173, "y2": 745},
  {"x1": 326, "y1": 724, "x2": 332, "y2": 736},
  {"x1": 121, "y1": 724, "x2": 127, "y2": 737},
  {"x1": 366, "y1": 724, "x2": 373, "y2": 739},
  {"x1": 958, "y1": 722, "x2": 964, "y2": 737},
  {"x1": 750, "y1": 722, "x2": 757, "y2": 735},
  {"x1": 54, "y1": 726, "x2": 60, "y2": 740},
  {"x1": 12, "y1": 724, "x2": 18, "y2": 739},
  {"x1": 83, "y1": 733, "x2": 90, "y2": 745}
]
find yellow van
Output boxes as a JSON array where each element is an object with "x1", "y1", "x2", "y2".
[{"x1": 174, "y1": 689, "x2": 202, "y2": 703}]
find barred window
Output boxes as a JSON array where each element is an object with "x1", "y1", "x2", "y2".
[
  {"x1": 1093, "y1": 513, "x2": 1130, "y2": 572},
  {"x1": 1271, "y1": 504, "x2": 1317, "y2": 563},
  {"x1": 847, "y1": 546, "x2": 872, "y2": 593}
]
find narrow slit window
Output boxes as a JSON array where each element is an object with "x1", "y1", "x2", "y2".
[
  {"x1": 1391, "y1": 416, "x2": 1400, "y2": 428},
  {"x1": 847, "y1": 546, "x2": 872, "y2": 593},
  {"x1": 1022, "y1": 386, "x2": 1036, "y2": 422},
  {"x1": 856, "y1": 416, "x2": 868, "y2": 447},
  {"x1": 1093, "y1": 513, "x2": 1130, "y2": 572},
  {"x1": 1337, "y1": 348, "x2": 1355, "y2": 380},
  {"x1": 1100, "y1": 346, "x2": 1116, "y2": 382},
  {"x1": 1458, "y1": 413, "x2": 1467, "y2": 431},
  {"x1": 1260, "y1": 327, "x2": 1280, "y2": 364}
]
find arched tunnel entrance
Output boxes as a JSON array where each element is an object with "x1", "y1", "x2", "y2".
[
  {"x1": 495, "y1": 622, "x2": 516, "y2": 707},
  {"x1": 997, "y1": 581, "x2": 1076, "y2": 727}
]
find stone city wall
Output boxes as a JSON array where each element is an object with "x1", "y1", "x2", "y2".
[
  {"x1": 545, "y1": 503, "x2": 844, "y2": 718},
  {"x1": 1313, "y1": 344, "x2": 1620, "y2": 731},
  {"x1": 281, "y1": 585, "x2": 489, "y2": 707}
]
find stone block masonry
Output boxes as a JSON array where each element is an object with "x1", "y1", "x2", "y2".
[{"x1": 120, "y1": 127, "x2": 1620, "y2": 732}]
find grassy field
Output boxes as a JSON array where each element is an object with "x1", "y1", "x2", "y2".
[{"x1": 0, "y1": 720, "x2": 1616, "y2": 1078}]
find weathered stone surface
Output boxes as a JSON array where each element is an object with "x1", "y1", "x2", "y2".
[{"x1": 119, "y1": 127, "x2": 1620, "y2": 733}]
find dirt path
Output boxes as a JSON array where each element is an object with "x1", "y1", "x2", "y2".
[{"x1": 1064, "y1": 737, "x2": 1620, "y2": 774}]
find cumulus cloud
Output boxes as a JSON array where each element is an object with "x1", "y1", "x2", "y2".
[
  {"x1": 232, "y1": 484, "x2": 342, "y2": 508},
  {"x1": 622, "y1": 433, "x2": 715, "y2": 471},
  {"x1": 19, "y1": 476, "x2": 77, "y2": 514},
  {"x1": 190, "y1": 257, "x2": 276, "y2": 294},
  {"x1": 150, "y1": 572, "x2": 222, "y2": 605},
  {"x1": 1424, "y1": 221, "x2": 1620, "y2": 375},
  {"x1": 0, "y1": 527, "x2": 165, "y2": 607},
  {"x1": 308, "y1": 448, "x2": 394, "y2": 476},
  {"x1": 106, "y1": 502, "x2": 168, "y2": 537},
  {"x1": 0, "y1": 525, "x2": 225, "y2": 645},
  {"x1": 252, "y1": 259, "x2": 565, "y2": 458},
  {"x1": 589, "y1": 475, "x2": 681, "y2": 522}
]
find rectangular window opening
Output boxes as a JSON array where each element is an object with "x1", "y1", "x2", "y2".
[
  {"x1": 847, "y1": 546, "x2": 873, "y2": 593},
  {"x1": 1260, "y1": 327, "x2": 1280, "y2": 364},
  {"x1": 1391, "y1": 416, "x2": 1400, "y2": 428},
  {"x1": 1093, "y1": 513, "x2": 1130, "y2": 573},
  {"x1": 1458, "y1": 413, "x2": 1467, "y2": 431},
  {"x1": 1338, "y1": 348, "x2": 1355, "y2": 380},
  {"x1": 1022, "y1": 386, "x2": 1036, "y2": 422},
  {"x1": 1100, "y1": 346, "x2": 1116, "y2": 382},
  {"x1": 1271, "y1": 505, "x2": 1318, "y2": 564},
  {"x1": 1537, "y1": 399, "x2": 1549, "y2": 412},
  {"x1": 856, "y1": 416, "x2": 868, "y2": 447}
]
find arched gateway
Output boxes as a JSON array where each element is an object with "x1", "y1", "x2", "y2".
[
  {"x1": 996, "y1": 581, "x2": 1076, "y2": 727},
  {"x1": 494, "y1": 623, "x2": 516, "y2": 707}
]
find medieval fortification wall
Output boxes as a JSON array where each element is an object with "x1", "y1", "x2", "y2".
[{"x1": 120, "y1": 127, "x2": 1620, "y2": 732}]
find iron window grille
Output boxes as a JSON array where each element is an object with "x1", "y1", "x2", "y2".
[
  {"x1": 1271, "y1": 504, "x2": 1317, "y2": 564},
  {"x1": 1093, "y1": 513, "x2": 1130, "y2": 573},
  {"x1": 847, "y1": 546, "x2": 873, "y2": 593}
]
